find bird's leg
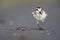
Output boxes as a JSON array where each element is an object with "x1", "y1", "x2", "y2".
[
  {"x1": 37, "y1": 21, "x2": 40, "y2": 29},
  {"x1": 40, "y1": 22, "x2": 49, "y2": 32},
  {"x1": 37, "y1": 21, "x2": 44, "y2": 30}
]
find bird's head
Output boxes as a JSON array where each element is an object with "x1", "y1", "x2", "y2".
[
  {"x1": 36, "y1": 7, "x2": 42, "y2": 15},
  {"x1": 36, "y1": 7, "x2": 42, "y2": 12}
]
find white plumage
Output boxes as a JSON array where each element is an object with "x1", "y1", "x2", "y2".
[{"x1": 32, "y1": 7, "x2": 48, "y2": 24}]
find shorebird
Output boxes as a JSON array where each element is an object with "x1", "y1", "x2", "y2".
[
  {"x1": 32, "y1": 7, "x2": 48, "y2": 31},
  {"x1": 16, "y1": 7, "x2": 48, "y2": 32}
]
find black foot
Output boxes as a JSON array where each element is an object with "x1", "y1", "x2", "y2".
[
  {"x1": 39, "y1": 28, "x2": 45, "y2": 30},
  {"x1": 39, "y1": 28, "x2": 49, "y2": 33}
]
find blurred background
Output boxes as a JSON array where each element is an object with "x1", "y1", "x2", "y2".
[{"x1": 0, "y1": 0, "x2": 60, "y2": 40}]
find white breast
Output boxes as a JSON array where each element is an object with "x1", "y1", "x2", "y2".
[{"x1": 32, "y1": 10, "x2": 48, "y2": 22}]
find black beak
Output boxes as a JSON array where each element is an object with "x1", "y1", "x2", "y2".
[{"x1": 39, "y1": 12, "x2": 42, "y2": 15}]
